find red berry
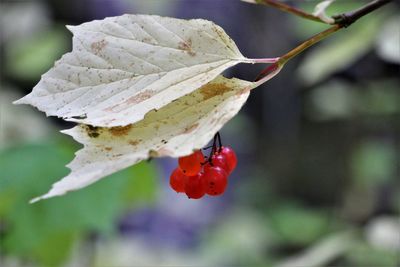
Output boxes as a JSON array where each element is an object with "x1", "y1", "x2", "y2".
[
  {"x1": 203, "y1": 166, "x2": 228, "y2": 196},
  {"x1": 169, "y1": 168, "x2": 187, "y2": 193},
  {"x1": 210, "y1": 153, "x2": 230, "y2": 174},
  {"x1": 178, "y1": 150, "x2": 204, "y2": 176},
  {"x1": 185, "y1": 173, "x2": 206, "y2": 199},
  {"x1": 220, "y1": 146, "x2": 237, "y2": 174}
]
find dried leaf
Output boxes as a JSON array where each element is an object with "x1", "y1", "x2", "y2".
[
  {"x1": 14, "y1": 14, "x2": 257, "y2": 127},
  {"x1": 30, "y1": 76, "x2": 256, "y2": 202}
]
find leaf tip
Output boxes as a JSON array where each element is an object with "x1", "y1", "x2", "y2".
[
  {"x1": 66, "y1": 25, "x2": 76, "y2": 33},
  {"x1": 29, "y1": 197, "x2": 41, "y2": 204},
  {"x1": 13, "y1": 96, "x2": 25, "y2": 104},
  {"x1": 30, "y1": 188, "x2": 65, "y2": 203},
  {"x1": 29, "y1": 194, "x2": 50, "y2": 204},
  {"x1": 60, "y1": 128, "x2": 74, "y2": 136},
  {"x1": 13, "y1": 95, "x2": 31, "y2": 105}
]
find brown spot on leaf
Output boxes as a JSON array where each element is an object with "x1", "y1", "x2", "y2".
[
  {"x1": 212, "y1": 26, "x2": 235, "y2": 52},
  {"x1": 104, "y1": 147, "x2": 112, "y2": 151},
  {"x1": 236, "y1": 86, "x2": 251, "y2": 96},
  {"x1": 91, "y1": 39, "x2": 107, "y2": 54},
  {"x1": 149, "y1": 150, "x2": 158, "y2": 157},
  {"x1": 85, "y1": 125, "x2": 101, "y2": 138},
  {"x1": 182, "y1": 123, "x2": 199, "y2": 134},
  {"x1": 124, "y1": 90, "x2": 156, "y2": 105},
  {"x1": 199, "y1": 83, "x2": 231, "y2": 101},
  {"x1": 128, "y1": 140, "x2": 140, "y2": 146},
  {"x1": 108, "y1": 125, "x2": 132, "y2": 136},
  {"x1": 105, "y1": 90, "x2": 156, "y2": 113},
  {"x1": 178, "y1": 38, "x2": 196, "y2": 56}
]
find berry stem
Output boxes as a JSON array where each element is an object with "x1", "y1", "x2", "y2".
[
  {"x1": 207, "y1": 132, "x2": 223, "y2": 164},
  {"x1": 216, "y1": 132, "x2": 222, "y2": 152},
  {"x1": 209, "y1": 134, "x2": 218, "y2": 163}
]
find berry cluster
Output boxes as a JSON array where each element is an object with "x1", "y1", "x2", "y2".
[{"x1": 169, "y1": 133, "x2": 237, "y2": 199}]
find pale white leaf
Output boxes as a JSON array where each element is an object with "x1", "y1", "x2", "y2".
[
  {"x1": 30, "y1": 76, "x2": 258, "y2": 202},
  {"x1": 14, "y1": 14, "x2": 258, "y2": 127}
]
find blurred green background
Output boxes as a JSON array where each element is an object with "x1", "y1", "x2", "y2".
[{"x1": 0, "y1": 0, "x2": 399, "y2": 266}]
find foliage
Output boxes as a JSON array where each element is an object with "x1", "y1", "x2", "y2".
[
  {"x1": 0, "y1": 138, "x2": 158, "y2": 266},
  {"x1": 1, "y1": 0, "x2": 398, "y2": 266}
]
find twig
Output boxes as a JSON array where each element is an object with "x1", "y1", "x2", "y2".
[
  {"x1": 279, "y1": 25, "x2": 341, "y2": 64},
  {"x1": 254, "y1": 0, "x2": 325, "y2": 23},
  {"x1": 333, "y1": 0, "x2": 392, "y2": 27},
  {"x1": 255, "y1": 0, "x2": 393, "y2": 82}
]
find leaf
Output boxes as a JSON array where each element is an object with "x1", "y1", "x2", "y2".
[
  {"x1": 10, "y1": 14, "x2": 282, "y2": 202},
  {"x1": 0, "y1": 140, "x2": 158, "y2": 265},
  {"x1": 14, "y1": 14, "x2": 258, "y2": 127},
  {"x1": 30, "y1": 75, "x2": 257, "y2": 202}
]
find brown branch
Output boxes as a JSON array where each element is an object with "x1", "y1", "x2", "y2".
[
  {"x1": 255, "y1": 0, "x2": 324, "y2": 23},
  {"x1": 255, "y1": 0, "x2": 393, "y2": 82},
  {"x1": 333, "y1": 0, "x2": 392, "y2": 27}
]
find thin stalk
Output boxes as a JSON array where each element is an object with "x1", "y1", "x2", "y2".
[
  {"x1": 254, "y1": 25, "x2": 339, "y2": 82},
  {"x1": 254, "y1": 0, "x2": 392, "y2": 82},
  {"x1": 255, "y1": 0, "x2": 325, "y2": 23},
  {"x1": 246, "y1": 57, "x2": 280, "y2": 64},
  {"x1": 278, "y1": 25, "x2": 340, "y2": 65},
  {"x1": 333, "y1": 0, "x2": 391, "y2": 27}
]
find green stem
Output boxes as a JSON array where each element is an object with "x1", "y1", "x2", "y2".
[
  {"x1": 278, "y1": 24, "x2": 341, "y2": 65},
  {"x1": 255, "y1": 25, "x2": 340, "y2": 82}
]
